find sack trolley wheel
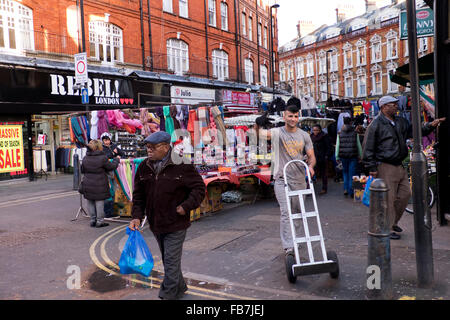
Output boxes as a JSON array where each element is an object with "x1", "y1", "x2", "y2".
[
  {"x1": 326, "y1": 250, "x2": 339, "y2": 279},
  {"x1": 285, "y1": 253, "x2": 297, "y2": 283}
]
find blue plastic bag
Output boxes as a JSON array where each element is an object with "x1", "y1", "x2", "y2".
[
  {"x1": 118, "y1": 227, "x2": 154, "y2": 277},
  {"x1": 362, "y1": 176, "x2": 374, "y2": 207}
]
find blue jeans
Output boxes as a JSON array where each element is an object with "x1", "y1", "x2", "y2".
[{"x1": 341, "y1": 158, "x2": 358, "y2": 195}]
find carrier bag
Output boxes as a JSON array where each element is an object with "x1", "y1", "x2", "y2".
[
  {"x1": 362, "y1": 176, "x2": 374, "y2": 207},
  {"x1": 118, "y1": 227, "x2": 154, "y2": 277}
]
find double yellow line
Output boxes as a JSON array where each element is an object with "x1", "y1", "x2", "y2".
[{"x1": 89, "y1": 225, "x2": 255, "y2": 300}]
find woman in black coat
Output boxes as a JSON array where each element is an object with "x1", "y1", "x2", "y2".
[
  {"x1": 79, "y1": 139, "x2": 120, "y2": 227},
  {"x1": 310, "y1": 124, "x2": 333, "y2": 194}
]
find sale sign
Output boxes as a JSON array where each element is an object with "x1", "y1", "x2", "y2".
[{"x1": 0, "y1": 125, "x2": 25, "y2": 173}]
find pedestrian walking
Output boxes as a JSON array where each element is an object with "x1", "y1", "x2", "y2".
[
  {"x1": 129, "y1": 131, "x2": 205, "y2": 300},
  {"x1": 100, "y1": 132, "x2": 124, "y2": 218},
  {"x1": 310, "y1": 124, "x2": 332, "y2": 194},
  {"x1": 258, "y1": 105, "x2": 316, "y2": 256},
  {"x1": 79, "y1": 139, "x2": 120, "y2": 228},
  {"x1": 362, "y1": 95, "x2": 445, "y2": 240},
  {"x1": 335, "y1": 117, "x2": 362, "y2": 197}
]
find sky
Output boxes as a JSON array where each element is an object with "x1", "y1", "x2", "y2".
[{"x1": 275, "y1": 0, "x2": 393, "y2": 47}]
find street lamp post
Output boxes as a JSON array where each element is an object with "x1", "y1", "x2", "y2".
[
  {"x1": 325, "y1": 49, "x2": 333, "y2": 100},
  {"x1": 269, "y1": 3, "x2": 279, "y2": 100}
]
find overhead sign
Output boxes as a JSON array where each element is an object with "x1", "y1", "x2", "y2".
[
  {"x1": 74, "y1": 52, "x2": 88, "y2": 84},
  {"x1": 0, "y1": 125, "x2": 24, "y2": 173},
  {"x1": 171, "y1": 86, "x2": 215, "y2": 105},
  {"x1": 400, "y1": 8, "x2": 434, "y2": 40}
]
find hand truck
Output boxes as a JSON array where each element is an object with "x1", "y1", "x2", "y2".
[{"x1": 283, "y1": 160, "x2": 339, "y2": 283}]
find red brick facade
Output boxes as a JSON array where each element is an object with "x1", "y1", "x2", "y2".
[{"x1": 17, "y1": 0, "x2": 278, "y2": 86}]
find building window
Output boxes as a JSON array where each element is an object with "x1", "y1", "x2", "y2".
[
  {"x1": 241, "y1": 13, "x2": 246, "y2": 36},
  {"x1": 320, "y1": 81, "x2": 327, "y2": 101},
  {"x1": 280, "y1": 65, "x2": 285, "y2": 82},
  {"x1": 179, "y1": 0, "x2": 188, "y2": 18},
  {"x1": 371, "y1": 42, "x2": 382, "y2": 63},
  {"x1": 404, "y1": 40, "x2": 409, "y2": 57},
  {"x1": 288, "y1": 64, "x2": 294, "y2": 80},
  {"x1": 244, "y1": 58, "x2": 253, "y2": 84},
  {"x1": 319, "y1": 55, "x2": 326, "y2": 74},
  {"x1": 307, "y1": 58, "x2": 314, "y2": 76},
  {"x1": 163, "y1": 0, "x2": 173, "y2": 13},
  {"x1": 357, "y1": 46, "x2": 366, "y2": 66},
  {"x1": 331, "y1": 79, "x2": 338, "y2": 97},
  {"x1": 220, "y1": 2, "x2": 228, "y2": 31},
  {"x1": 296, "y1": 60, "x2": 304, "y2": 78},
  {"x1": 419, "y1": 37, "x2": 428, "y2": 55},
  {"x1": 208, "y1": 0, "x2": 216, "y2": 27},
  {"x1": 264, "y1": 27, "x2": 268, "y2": 49},
  {"x1": 388, "y1": 69, "x2": 398, "y2": 93},
  {"x1": 89, "y1": 21, "x2": 123, "y2": 63},
  {"x1": 167, "y1": 38, "x2": 189, "y2": 75},
  {"x1": 260, "y1": 65, "x2": 268, "y2": 86},
  {"x1": 330, "y1": 52, "x2": 338, "y2": 72},
  {"x1": 308, "y1": 82, "x2": 315, "y2": 98},
  {"x1": 357, "y1": 74, "x2": 366, "y2": 97},
  {"x1": 387, "y1": 38, "x2": 398, "y2": 59},
  {"x1": 344, "y1": 49, "x2": 352, "y2": 69},
  {"x1": 345, "y1": 77, "x2": 353, "y2": 98},
  {"x1": 248, "y1": 16, "x2": 253, "y2": 41},
  {"x1": 212, "y1": 49, "x2": 228, "y2": 80},
  {"x1": 258, "y1": 23, "x2": 262, "y2": 46},
  {"x1": 0, "y1": 1, "x2": 34, "y2": 52},
  {"x1": 372, "y1": 71, "x2": 382, "y2": 95}
]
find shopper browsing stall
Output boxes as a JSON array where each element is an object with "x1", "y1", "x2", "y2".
[
  {"x1": 101, "y1": 132, "x2": 125, "y2": 159},
  {"x1": 129, "y1": 131, "x2": 205, "y2": 300}
]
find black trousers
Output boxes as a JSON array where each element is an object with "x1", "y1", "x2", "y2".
[
  {"x1": 154, "y1": 229, "x2": 188, "y2": 299},
  {"x1": 315, "y1": 160, "x2": 328, "y2": 191}
]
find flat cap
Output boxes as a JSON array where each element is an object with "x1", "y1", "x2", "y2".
[
  {"x1": 143, "y1": 131, "x2": 171, "y2": 144},
  {"x1": 378, "y1": 95, "x2": 399, "y2": 107}
]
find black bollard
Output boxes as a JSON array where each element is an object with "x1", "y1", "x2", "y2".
[
  {"x1": 366, "y1": 178, "x2": 392, "y2": 300},
  {"x1": 73, "y1": 154, "x2": 80, "y2": 191}
]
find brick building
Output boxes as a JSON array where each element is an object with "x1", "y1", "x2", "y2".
[
  {"x1": 278, "y1": 0, "x2": 433, "y2": 104},
  {"x1": 1, "y1": 0, "x2": 278, "y2": 87}
]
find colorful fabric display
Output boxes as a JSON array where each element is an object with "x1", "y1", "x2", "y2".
[
  {"x1": 156, "y1": 107, "x2": 165, "y2": 132},
  {"x1": 114, "y1": 158, "x2": 146, "y2": 201},
  {"x1": 163, "y1": 106, "x2": 175, "y2": 142},
  {"x1": 97, "y1": 110, "x2": 109, "y2": 138},
  {"x1": 187, "y1": 109, "x2": 199, "y2": 147},
  {"x1": 210, "y1": 106, "x2": 227, "y2": 145},
  {"x1": 197, "y1": 107, "x2": 208, "y2": 148},
  {"x1": 140, "y1": 108, "x2": 152, "y2": 137},
  {"x1": 70, "y1": 116, "x2": 89, "y2": 147},
  {"x1": 170, "y1": 106, "x2": 181, "y2": 130}
]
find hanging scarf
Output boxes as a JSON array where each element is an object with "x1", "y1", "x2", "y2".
[
  {"x1": 163, "y1": 106, "x2": 175, "y2": 142},
  {"x1": 97, "y1": 110, "x2": 109, "y2": 137},
  {"x1": 156, "y1": 107, "x2": 165, "y2": 132},
  {"x1": 90, "y1": 111, "x2": 99, "y2": 140}
]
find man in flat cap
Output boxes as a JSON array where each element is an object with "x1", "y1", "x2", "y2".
[
  {"x1": 363, "y1": 95, "x2": 445, "y2": 240},
  {"x1": 129, "y1": 131, "x2": 205, "y2": 299}
]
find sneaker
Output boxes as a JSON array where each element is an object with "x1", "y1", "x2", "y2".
[
  {"x1": 392, "y1": 225, "x2": 403, "y2": 233},
  {"x1": 90, "y1": 221, "x2": 96, "y2": 227},
  {"x1": 95, "y1": 222, "x2": 109, "y2": 228},
  {"x1": 390, "y1": 232, "x2": 401, "y2": 240},
  {"x1": 344, "y1": 191, "x2": 348, "y2": 196}
]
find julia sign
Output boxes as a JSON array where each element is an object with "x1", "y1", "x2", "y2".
[{"x1": 0, "y1": 125, "x2": 24, "y2": 173}]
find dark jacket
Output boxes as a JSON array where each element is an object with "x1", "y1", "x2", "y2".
[
  {"x1": 362, "y1": 113, "x2": 434, "y2": 172},
  {"x1": 102, "y1": 143, "x2": 125, "y2": 159},
  {"x1": 338, "y1": 125, "x2": 358, "y2": 159},
  {"x1": 79, "y1": 150, "x2": 119, "y2": 200},
  {"x1": 310, "y1": 131, "x2": 332, "y2": 162},
  {"x1": 132, "y1": 154, "x2": 206, "y2": 234}
]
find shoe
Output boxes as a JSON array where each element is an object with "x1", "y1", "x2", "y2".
[
  {"x1": 344, "y1": 191, "x2": 348, "y2": 196},
  {"x1": 95, "y1": 222, "x2": 109, "y2": 228},
  {"x1": 105, "y1": 214, "x2": 121, "y2": 220},
  {"x1": 319, "y1": 190, "x2": 327, "y2": 195},
  {"x1": 392, "y1": 225, "x2": 403, "y2": 233},
  {"x1": 90, "y1": 221, "x2": 96, "y2": 227},
  {"x1": 390, "y1": 232, "x2": 401, "y2": 240}
]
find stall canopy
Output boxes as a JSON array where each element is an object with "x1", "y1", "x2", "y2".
[{"x1": 390, "y1": 52, "x2": 435, "y2": 87}]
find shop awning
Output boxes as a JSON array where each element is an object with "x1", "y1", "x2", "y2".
[{"x1": 390, "y1": 52, "x2": 435, "y2": 87}]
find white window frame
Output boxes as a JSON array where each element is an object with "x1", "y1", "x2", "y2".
[
  {"x1": 404, "y1": 40, "x2": 409, "y2": 57},
  {"x1": 331, "y1": 79, "x2": 338, "y2": 97},
  {"x1": 257, "y1": 23, "x2": 262, "y2": 46},
  {"x1": 179, "y1": 0, "x2": 188, "y2": 18},
  {"x1": 0, "y1": 1, "x2": 34, "y2": 53},
  {"x1": 248, "y1": 16, "x2": 253, "y2": 41},
  {"x1": 307, "y1": 58, "x2": 314, "y2": 76},
  {"x1": 208, "y1": 0, "x2": 216, "y2": 27},
  {"x1": 260, "y1": 64, "x2": 268, "y2": 86},
  {"x1": 220, "y1": 2, "x2": 228, "y2": 31},
  {"x1": 163, "y1": 0, "x2": 173, "y2": 13},
  {"x1": 330, "y1": 52, "x2": 338, "y2": 72},
  {"x1": 371, "y1": 42, "x2": 382, "y2": 63},
  {"x1": 387, "y1": 38, "x2": 398, "y2": 59},
  {"x1": 345, "y1": 77, "x2": 353, "y2": 98},
  {"x1": 241, "y1": 12, "x2": 246, "y2": 36},
  {"x1": 89, "y1": 21, "x2": 123, "y2": 64},
  {"x1": 344, "y1": 49, "x2": 352, "y2": 69},
  {"x1": 296, "y1": 59, "x2": 304, "y2": 79},
  {"x1": 319, "y1": 55, "x2": 326, "y2": 74},
  {"x1": 320, "y1": 81, "x2": 327, "y2": 101},
  {"x1": 372, "y1": 71, "x2": 382, "y2": 95},
  {"x1": 167, "y1": 38, "x2": 189, "y2": 75},
  {"x1": 212, "y1": 49, "x2": 228, "y2": 80},
  {"x1": 388, "y1": 69, "x2": 398, "y2": 93},
  {"x1": 264, "y1": 26, "x2": 268, "y2": 49},
  {"x1": 357, "y1": 74, "x2": 367, "y2": 97},
  {"x1": 244, "y1": 58, "x2": 254, "y2": 84},
  {"x1": 357, "y1": 46, "x2": 366, "y2": 66},
  {"x1": 288, "y1": 64, "x2": 294, "y2": 80}
]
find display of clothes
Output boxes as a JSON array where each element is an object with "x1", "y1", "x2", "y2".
[
  {"x1": 33, "y1": 148, "x2": 48, "y2": 172},
  {"x1": 90, "y1": 111, "x2": 99, "y2": 140},
  {"x1": 114, "y1": 158, "x2": 145, "y2": 201},
  {"x1": 70, "y1": 116, "x2": 90, "y2": 147}
]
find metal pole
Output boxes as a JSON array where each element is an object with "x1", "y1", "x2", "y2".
[
  {"x1": 73, "y1": 153, "x2": 80, "y2": 190},
  {"x1": 366, "y1": 178, "x2": 392, "y2": 300},
  {"x1": 406, "y1": 0, "x2": 434, "y2": 287},
  {"x1": 139, "y1": 0, "x2": 145, "y2": 70},
  {"x1": 326, "y1": 52, "x2": 329, "y2": 100},
  {"x1": 79, "y1": 0, "x2": 86, "y2": 52},
  {"x1": 147, "y1": 0, "x2": 154, "y2": 71},
  {"x1": 270, "y1": 10, "x2": 274, "y2": 100}
]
